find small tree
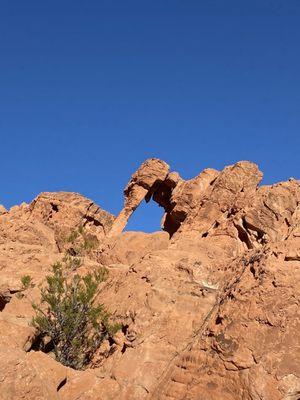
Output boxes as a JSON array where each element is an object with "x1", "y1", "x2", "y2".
[{"x1": 32, "y1": 262, "x2": 120, "y2": 370}]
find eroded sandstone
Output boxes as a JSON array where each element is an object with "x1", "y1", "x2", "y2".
[{"x1": 0, "y1": 159, "x2": 299, "y2": 400}]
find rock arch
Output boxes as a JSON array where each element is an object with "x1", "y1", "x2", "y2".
[{"x1": 108, "y1": 158, "x2": 219, "y2": 238}]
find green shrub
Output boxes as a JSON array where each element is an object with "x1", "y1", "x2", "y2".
[
  {"x1": 16, "y1": 275, "x2": 34, "y2": 298},
  {"x1": 62, "y1": 254, "x2": 83, "y2": 271},
  {"x1": 21, "y1": 275, "x2": 33, "y2": 289},
  {"x1": 32, "y1": 261, "x2": 120, "y2": 370},
  {"x1": 66, "y1": 225, "x2": 99, "y2": 259}
]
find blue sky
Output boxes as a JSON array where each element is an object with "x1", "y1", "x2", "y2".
[{"x1": 1, "y1": 1, "x2": 299, "y2": 231}]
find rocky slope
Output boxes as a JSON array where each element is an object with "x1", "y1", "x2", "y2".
[{"x1": 0, "y1": 159, "x2": 299, "y2": 400}]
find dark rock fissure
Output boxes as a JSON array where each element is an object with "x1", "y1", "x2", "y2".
[
  {"x1": 0, "y1": 296, "x2": 9, "y2": 311},
  {"x1": 51, "y1": 203, "x2": 59, "y2": 212},
  {"x1": 30, "y1": 334, "x2": 54, "y2": 353},
  {"x1": 84, "y1": 214, "x2": 102, "y2": 227},
  {"x1": 57, "y1": 377, "x2": 67, "y2": 392},
  {"x1": 0, "y1": 291, "x2": 14, "y2": 311},
  {"x1": 234, "y1": 224, "x2": 253, "y2": 249}
]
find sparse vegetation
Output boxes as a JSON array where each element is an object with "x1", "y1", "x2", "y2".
[
  {"x1": 66, "y1": 225, "x2": 99, "y2": 258},
  {"x1": 21, "y1": 274, "x2": 34, "y2": 290},
  {"x1": 16, "y1": 274, "x2": 34, "y2": 298},
  {"x1": 31, "y1": 261, "x2": 120, "y2": 369},
  {"x1": 20, "y1": 226, "x2": 120, "y2": 370}
]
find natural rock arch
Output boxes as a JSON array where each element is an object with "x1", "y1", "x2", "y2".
[{"x1": 108, "y1": 157, "x2": 221, "y2": 238}]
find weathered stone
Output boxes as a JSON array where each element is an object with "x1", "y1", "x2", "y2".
[
  {"x1": 0, "y1": 205, "x2": 7, "y2": 215},
  {"x1": 0, "y1": 159, "x2": 299, "y2": 400},
  {"x1": 108, "y1": 158, "x2": 170, "y2": 237}
]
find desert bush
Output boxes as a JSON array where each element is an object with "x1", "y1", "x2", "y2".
[
  {"x1": 66, "y1": 225, "x2": 99, "y2": 258},
  {"x1": 21, "y1": 275, "x2": 34, "y2": 289},
  {"x1": 62, "y1": 226, "x2": 99, "y2": 271},
  {"x1": 31, "y1": 261, "x2": 120, "y2": 370},
  {"x1": 16, "y1": 275, "x2": 34, "y2": 298}
]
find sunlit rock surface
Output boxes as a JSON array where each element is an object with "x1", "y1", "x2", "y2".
[{"x1": 0, "y1": 159, "x2": 299, "y2": 399}]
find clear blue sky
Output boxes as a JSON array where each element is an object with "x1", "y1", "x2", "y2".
[{"x1": 1, "y1": 1, "x2": 299, "y2": 231}]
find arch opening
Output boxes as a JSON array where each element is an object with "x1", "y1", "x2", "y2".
[{"x1": 124, "y1": 199, "x2": 164, "y2": 233}]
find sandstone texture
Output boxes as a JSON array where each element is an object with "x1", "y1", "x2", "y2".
[{"x1": 0, "y1": 158, "x2": 299, "y2": 400}]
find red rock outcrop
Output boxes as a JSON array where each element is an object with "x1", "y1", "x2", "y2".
[
  {"x1": 154, "y1": 241, "x2": 300, "y2": 400},
  {"x1": 108, "y1": 159, "x2": 170, "y2": 237},
  {"x1": 0, "y1": 159, "x2": 299, "y2": 400}
]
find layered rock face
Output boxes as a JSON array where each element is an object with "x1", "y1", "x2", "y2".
[{"x1": 0, "y1": 159, "x2": 299, "y2": 400}]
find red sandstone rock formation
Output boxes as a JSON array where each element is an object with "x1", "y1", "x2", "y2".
[{"x1": 0, "y1": 159, "x2": 299, "y2": 399}]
